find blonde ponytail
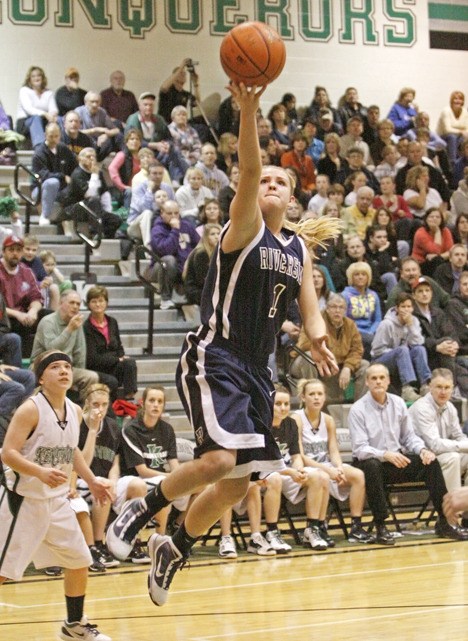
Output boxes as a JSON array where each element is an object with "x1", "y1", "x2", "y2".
[{"x1": 283, "y1": 216, "x2": 343, "y2": 257}]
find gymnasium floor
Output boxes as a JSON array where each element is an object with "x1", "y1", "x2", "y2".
[{"x1": 1, "y1": 532, "x2": 467, "y2": 641}]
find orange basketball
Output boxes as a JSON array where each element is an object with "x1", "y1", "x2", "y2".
[{"x1": 220, "y1": 21, "x2": 286, "y2": 87}]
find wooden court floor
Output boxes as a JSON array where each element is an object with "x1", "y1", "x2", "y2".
[{"x1": 1, "y1": 536, "x2": 467, "y2": 641}]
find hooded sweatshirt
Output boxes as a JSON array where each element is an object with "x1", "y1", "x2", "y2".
[
  {"x1": 341, "y1": 286, "x2": 382, "y2": 334},
  {"x1": 371, "y1": 306, "x2": 424, "y2": 359}
]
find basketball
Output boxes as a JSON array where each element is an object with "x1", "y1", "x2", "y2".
[{"x1": 220, "y1": 21, "x2": 286, "y2": 87}]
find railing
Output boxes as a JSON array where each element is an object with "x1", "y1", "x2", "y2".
[
  {"x1": 14, "y1": 163, "x2": 41, "y2": 234},
  {"x1": 68, "y1": 200, "x2": 103, "y2": 278},
  {"x1": 134, "y1": 244, "x2": 164, "y2": 356}
]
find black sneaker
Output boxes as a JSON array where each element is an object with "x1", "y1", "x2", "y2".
[
  {"x1": 147, "y1": 534, "x2": 187, "y2": 606},
  {"x1": 97, "y1": 542, "x2": 120, "y2": 568},
  {"x1": 128, "y1": 539, "x2": 151, "y2": 564},
  {"x1": 435, "y1": 519, "x2": 468, "y2": 541},
  {"x1": 319, "y1": 523, "x2": 336, "y2": 548},
  {"x1": 375, "y1": 524, "x2": 395, "y2": 545},
  {"x1": 44, "y1": 566, "x2": 63, "y2": 576},
  {"x1": 106, "y1": 498, "x2": 149, "y2": 560},
  {"x1": 348, "y1": 523, "x2": 376, "y2": 544},
  {"x1": 89, "y1": 546, "x2": 106, "y2": 573}
]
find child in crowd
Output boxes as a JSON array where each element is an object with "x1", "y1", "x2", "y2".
[
  {"x1": 39, "y1": 249, "x2": 71, "y2": 310},
  {"x1": 21, "y1": 234, "x2": 60, "y2": 309}
]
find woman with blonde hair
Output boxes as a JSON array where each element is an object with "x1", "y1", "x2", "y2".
[
  {"x1": 216, "y1": 132, "x2": 238, "y2": 173},
  {"x1": 106, "y1": 82, "x2": 339, "y2": 607},
  {"x1": 317, "y1": 132, "x2": 349, "y2": 184},
  {"x1": 437, "y1": 91, "x2": 468, "y2": 165},
  {"x1": 342, "y1": 261, "x2": 381, "y2": 359}
]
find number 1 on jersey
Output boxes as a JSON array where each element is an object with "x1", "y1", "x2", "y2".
[{"x1": 268, "y1": 283, "x2": 286, "y2": 318}]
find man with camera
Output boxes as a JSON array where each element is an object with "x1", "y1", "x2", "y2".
[{"x1": 158, "y1": 58, "x2": 201, "y2": 126}]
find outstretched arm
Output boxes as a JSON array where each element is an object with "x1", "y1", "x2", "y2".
[{"x1": 221, "y1": 83, "x2": 267, "y2": 253}]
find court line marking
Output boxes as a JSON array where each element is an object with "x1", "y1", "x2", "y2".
[
  {"x1": 1, "y1": 558, "x2": 465, "y2": 611},
  {"x1": 0, "y1": 602, "x2": 22, "y2": 609},
  {"x1": 189, "y1": 605, "x2": 467, "y2": 640}
]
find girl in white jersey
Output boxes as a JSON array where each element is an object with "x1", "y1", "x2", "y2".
[
  {"x1": 0, "y1": 350, "x2": 112, "y2": 641},
  {"x1": 293, "y1": 378, "x2": 375, "y2": 544}
]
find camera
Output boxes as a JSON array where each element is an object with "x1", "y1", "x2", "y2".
[{"x1": 186, "y1": 59, "x2": 199, "y2": 74}]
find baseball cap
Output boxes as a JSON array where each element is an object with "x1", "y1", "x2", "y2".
[
  {"x1": 3, "y1": 235, "x2": 24, "y2": 249},
  {"x1": 139, "y1": 92, "x2": 156, "y2": 101},
  {"x1": 412, "y1": 277, "x2": 432, "y2": 291}
]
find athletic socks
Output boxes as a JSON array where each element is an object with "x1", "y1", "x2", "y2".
[
  {"x1": 65, "y1": 595, "x2": 85, "y2": 624},
  {"x1": 145, "y1": 483, "x2": 171, "y2": 514},
  {"x1": 172, "y1": 522, "x2": 200, "y2": 557},
  {"x1": 306, "y1": 518, "x2": 320, "y2": 529},
  {"x1": 266, "y1": 522, "x2": 278, "y2": 532}
]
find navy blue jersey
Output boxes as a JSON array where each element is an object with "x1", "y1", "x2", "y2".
[{"x1": 200, "y1": 221, "x2": 306, "y2": 366}]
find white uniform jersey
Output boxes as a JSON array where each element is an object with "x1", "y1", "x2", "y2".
[
  {"x1": 4, "y1": 393, "x2": 79, "y2": 499},
  {"x1": 296, "y1": 409, "x2": 330, "y2": 464}
]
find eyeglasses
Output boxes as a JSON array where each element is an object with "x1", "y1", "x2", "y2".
[{"x1": 327, "y1": 304, "x2": 346, "y2": 310}]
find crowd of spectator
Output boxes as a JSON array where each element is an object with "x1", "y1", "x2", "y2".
[{"x1": 0, "y1": 65, "x2": 467, "y2": 570}]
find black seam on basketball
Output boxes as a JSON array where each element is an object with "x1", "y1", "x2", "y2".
[
  {"x1": 252, "y1": 23, "x2": 273, "y2": 80},
  {"x1": 229, "y1": 26, "x2": 269, "y2": 81}
]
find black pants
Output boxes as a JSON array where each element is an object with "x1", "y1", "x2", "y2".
[
  {"x1": 353, "y1": 454, "x2": 447, "y2": 523},
  {"x1": 96, "y1": 357, "x2": 138, "y2": 399}
]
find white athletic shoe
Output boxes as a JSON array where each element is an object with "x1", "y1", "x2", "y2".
[
  {"x1": 303, "y1": 526, "x2": 328, "y2": 550},
  {"x1": 265, "y1": 529, "x2": 292, "y2": 554},
  {"x1": 106, "y1": 499, "x2": 148, "y2": 561},
  {"x1": 218, "y1": 535, "x2": 238, "y2": 559},
  {"x1": 147, "y1": 534, "x2": 187, "y2": 606},
  {"x1": 59, "y1": 617, "x2": 111, "y2": 641},
  {"x1": 247, "y1": 532, "x2": 276, "y2": 556},
  {"x1": 38, "y1": 215, "x2": 50, "y2": 226}
]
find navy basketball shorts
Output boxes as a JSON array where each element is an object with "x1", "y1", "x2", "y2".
[{"x1": 176, "y1": 329, "x2": 285, "y2": 479}]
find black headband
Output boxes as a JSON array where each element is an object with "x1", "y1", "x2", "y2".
[{"x1": 36, "y1": 353, "x2": 72, "y2": 383}]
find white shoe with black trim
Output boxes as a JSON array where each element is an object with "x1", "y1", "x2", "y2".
[
  {"x1": 265, "y1": 529, "x2": 292, "y2": 554},
  {"x1": 247, "y1": 532, "x2": 276, "y2": 556},
  {"x1": 147, "y1": 534, "x2": 187, "y2": 606},
  {"x1": 303, "y1": 526, "x2": 328, "y2": 550},
  {"x1": 59, "y1": 617, "x2": 111, "y2": 641},
  {"x1": 218, "y1": 535, "x2": 238, "y2": 559}
]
